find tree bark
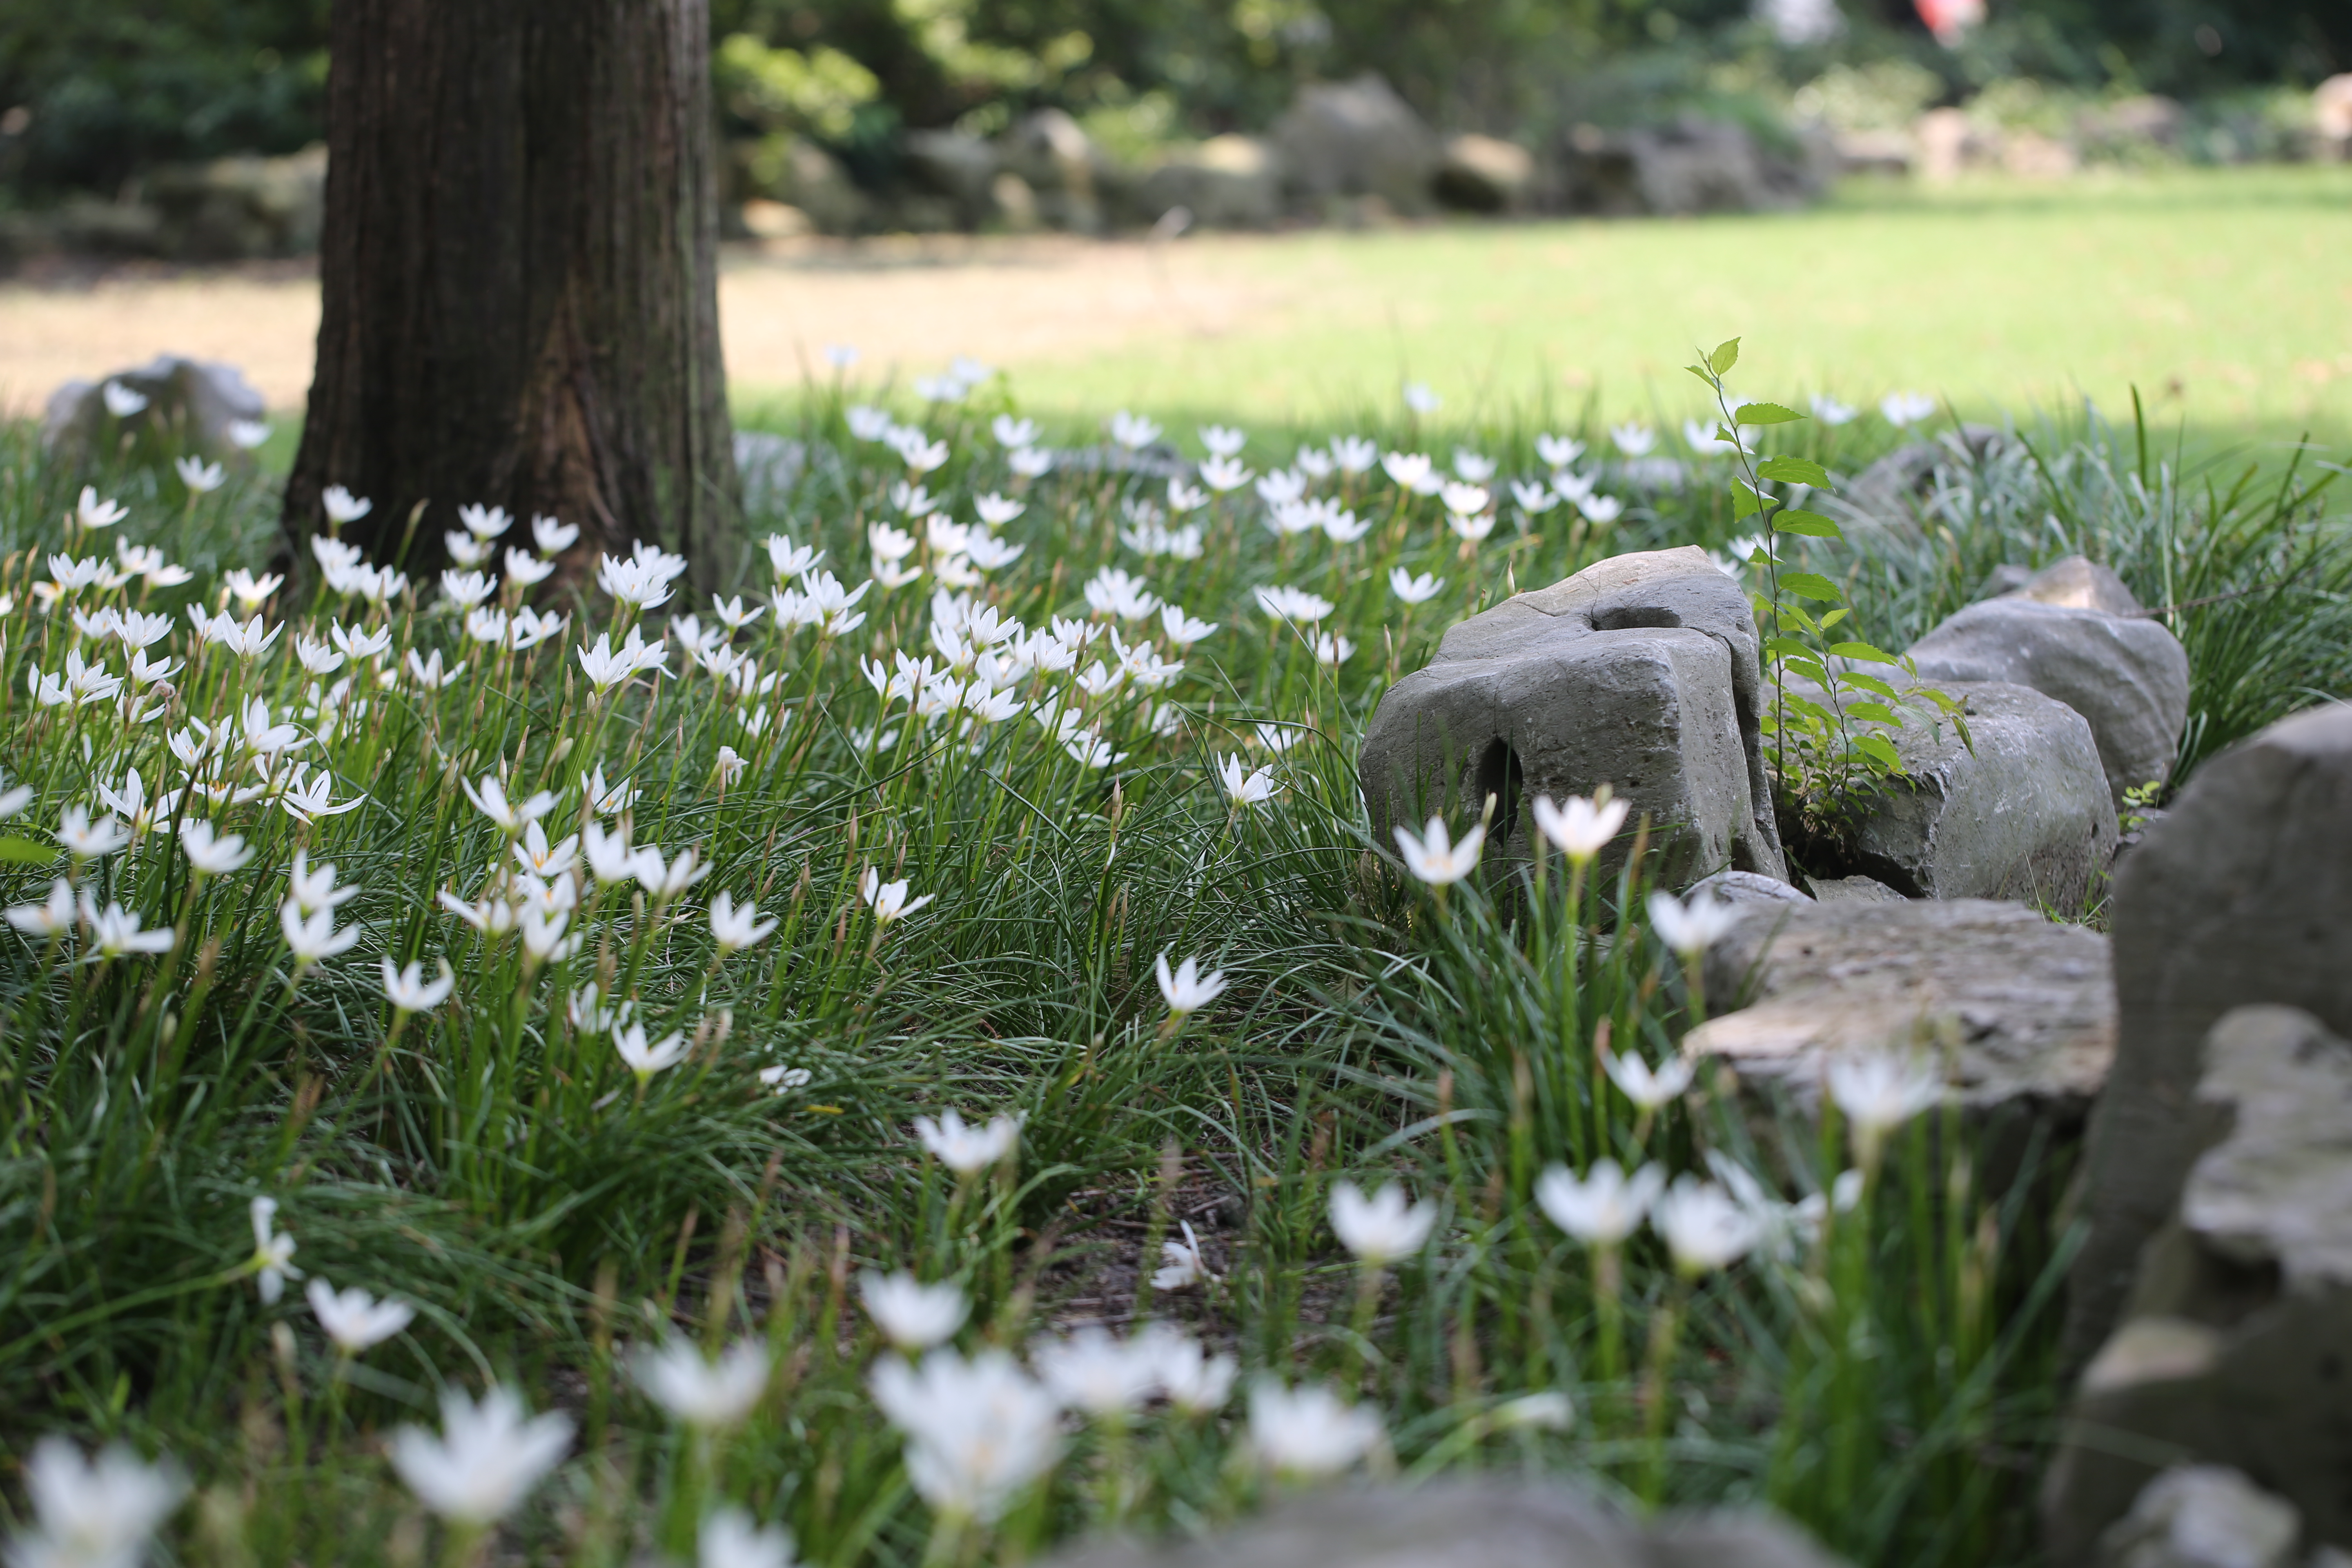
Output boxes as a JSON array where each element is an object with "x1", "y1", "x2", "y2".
[{"x1": 285, "y1": 0, "x2": 739, "y2": 593}]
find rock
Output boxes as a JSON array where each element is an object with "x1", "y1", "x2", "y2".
[
  {"x1": 2092, "y1": 1466, "x2": 2301, "y2": 1568},
  {"x1": 999, "y1": 110, "x2": 1108, "y2": 232},
  {"x1": 2319, "y1": 76, "x2": 2352, "y2": 156},
  {"x1": 1270, "y1": 73, "x2": 1442, "y2": 215},
  {"x1": 751, "y1": 136, "x2": 871, "y2": 235},
  {"x1": 2065, "y1": 704, "x2": 2352, "y2": 1363},
  {"x1": 1359, "y1": 547, "x2": 1787, "y2": 886},
  {"x1": 1834, "y1": 423, "x2": 2008, "y2": 536},
  {"x1": 1136, "y1": 137, "x2": 1284, "y2": 229},
  {"x1": 42, "y1": 355, "x2": 268, "y2": 461},
  {"x1": 1906, "y1": 557, "x2": 2190, "y2": 806},
  {"x1": 1560, "y1": 117, "x2": 1821, "y2": 216},
  {"x1": 1687, "y1": 898, "x2": 2113, "y2": 1126},
  {"x1": 142, "y1": 144, "x2": 326, "y2": 260},
  {"x1": 2079, "y1": 96, "x2": 2187, "y2": 158},
  {"x1": 1915, "y1": 107, "x2": 1999, "y2": 181},
  {"x1": 1833, "y1": 128, "x2": 1913, "y2": 177},
  {"x1": 1979, "y1": 564, "x2": 2036, "y2": 599},
  {"x1": 1807, "y1": 875, "x2": 1906, "y2": 904},
  {"x1": 1693, "y1": 869, "x2": 1812, "y2": 908},
  {"x1": 2046, "y1": 1006, "x2": 2352, "y2": 1558},
  {"x1": 1038, "y1": 1483, "x2": 1849, "y2": 1568},
  {"x1": 1434, "y1": 134, "x2": 1537, "y2": 212},
  {"x1": 739, "y1": 199, "x2": 812, "y2": 240},
  {"x1": 1828, "y1": 679, "x2": 2116, "y2": 912},
  {"x1": 902, "y1": 130, "x2": 999, "y2": 226}
]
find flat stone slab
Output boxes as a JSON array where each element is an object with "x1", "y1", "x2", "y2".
[{"x1": 1687, "y1": 898, "x2": 2113, "y2": 1116}]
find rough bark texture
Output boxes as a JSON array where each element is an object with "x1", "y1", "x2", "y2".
[{"x1": 285, "y1": 0, "x2": 739, "y2": 592}]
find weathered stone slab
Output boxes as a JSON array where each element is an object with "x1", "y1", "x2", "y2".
[
  {"x1": 2047, "y1": 1006, "x2": 2352, "y2": 1559},
  {"x1": 1359, "y1": 548, "x2": 1785, "y2": 885},
  {"x1": 2067, "y1": 703, "x2": 2352, "y2": 1363},
  {"x1": 1687, "y1": 898, "x2": 2112, "y2": 1118}
]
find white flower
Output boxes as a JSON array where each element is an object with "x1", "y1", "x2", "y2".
[
  {"x1": 1811, "y1": 393, "x2": 1857, "y2": 425},
  {"x1": 870, "y1": 1349, "x2": 1060, "y2": 1523},
  {"x1": 174, "y1": 455, "x2": 226, "y2": 493},
  {"x1": 180, "y1": 821, "x2": 253, "y2": 876},
  {"x1": 1389, "y1": 568, "x2": 1445, "y2": 605},
  {"x1": 991, "y1": 414, "x2": 1039, "y2": 448},
  {"x1": 758, "y1": 1064, "x2": 812, "y2": 1095},
  {"x1": 1580, "y1": 494, "x2": 1625, "y2": 525},
  {"x1": 1152, "y1": 1220, "x2": 1215, "y2": 1291},
  {"x1": 1083, "y1": 566, "x2": 1159, "y2": 621},
  {"x1": 708, "y1": 892, "x2": 778, "y2": 954},
  {"x1": 405, "y1": 648, "x2": 466, "y2": 690},
  {"x1": 615, "y1": 1022, "x2": 690, "y2": 1079},
  {"x1": 101, "y1": 381, "x2": 149, "y2": 418},
  {"x1": 1329, "y1": 1180, "x2": 1437, "y2": 1265},
  {"x1": 1609, "y1": 423, "x2": 1656, "y2": 456},
  {"x1": 1254, "y1": 585, "x2": 1333, "y2": 624},
  {"x1": 1510, "y1": 477, "x2": 1558, "y2": 514},
  {"x1": 1198, "y1": 423, "x2": 1247, "y2": 457},
  {"x1": 1329, "y1": 434, "x2": 1379, "y2": 473},
  {"x1": 1312, "y1": 631, "x2": 1354, "y2": 667},
  {"x1": 320, "y1": 486, "x2": 373, "y2": 524},
  {"x1": 462, "y1": 775, "x2": 556, "y2": 836},
  {"x1": 80, "y1": 895, "x2": 174, "y2": 961},
  {"x1": 1107, "y1": 410, "x2": 1161, "y2": 449},
  {"x1": 632, "y1": 843, "x2": 711, "y2": 901},
  {"x1": 514, "y1": 822, "x2": 579, "y2": 879},
  {"x1": 307, "y1": 1278, "x2": 416, "y2": 1353},
  {"x1": 860, "y1": 868, "x2": 934, "y2": 923},
  {"x1": 1826, "y1": 1052, "x2": 1945, "y2": 1157},
  {"x1": 913, "y1": 1108, "x2": 1021, "y2": 1174},
  {"x1": 1249, "y1": 1380, "x2": 1382, "y2": 1477},
  {"x1": 1154, "y1": 952, "x2": 1226, "y2": 1015},
  {"x1": 581, "y1": 766, "x2": 639, "y2": 818},
  {"x1": 1536, "y1": 433, "x2": 1586, "y2": 467},
  {"x1": 1536, "y1": 1158, "x2": 1664, "y2": 1248},
  {"x1": 1393, "y1": 815, "x2": 1483, "y2": 886},
  {"x1": 56, "y1": 806, "x2": 130, "y2": 862},
  {"x1": 1138, "y1": 1325, "x2": 1234, "y2": 1414},
  {"x1": 250, "y1": 1196, "x2": 301, "y2": 1304},
  {"x1": 597, "y1": 552, "x2": 676, "y2": 610},
  {"x1": 0, "y1": 782, "x2": 31, "y2": 821},
  {"x1": 846, "y1": 405, "x2": 893, "y2": 441},
  {"x1": 389, "y1": 1386, "x2": 573, "y2": 1526},
  {"x1": 1381, "y1": 450, "x2": 1436, "y2": 492},
  {"x1": 1032, "y1": 1327, "x2": 1160, "y2": 1417},
  {"x1": 1198, "y1": 454, "x2": 1253, "y2": 493},
  {"x1": 861, "y1": 1271, "x2": 969, "y2": 1351},
  {"x1": 582, "y1": 820, "x2": 635, "y2": 883},
  {"x1": 1531, "y1": 792, "x2": 1627, "y2": 861},
  {"x1": 699, "y1": 1507, "x2": 798, "y2": 1568},
  {"x1": 12, "y1": 1438, "x2": 187, "y2": 1568},
  {"x1": 381, "y1": 956, "x2": 456, "y2": 1014},
  {"x1": 886, "y1": 428, "x2": 950, "y2": 473},
  {"x1": 282, "y1": 899, "x2": 360, "y2": 966},
  {"x1": 439, "y1": 568, "x2": 496, "y2": 610},
  {"x1": 1603, "y1": 1049, "x2": 1696, "y2": 1110},
  {"x1": 1881, "y1": 390, "x2": 1937, "y2": 428},
  {"x1": 229, "y1": 417, "x2": 272, "y2": 449},
  {"x1": 1216, "y1": 753, "x2": 1276, "y2": 808},
  {"x1": 456, "y1": 503, "x2": 512, "y2": 540},
  {"x1": 332, "y1": 621, "x2": 394, "y2": 662},
  {"x1": 634, "y1": 1339, "x2": 772, "y2": 1428},
  {"x1": 1402, "y1": 381, "x2": 1440, "y2": 414},
  {"x1": 1684, "y1": 418, "x2": 1746, "y2": 457},
  {"x1": 5, "y1": 878, "x2": 74, "y2": 938},
  {"x1": 1440, "y1": 481, "x2": 1490, "y2": 519},
  {"x1": 1497, "y1": 1391, "x2": 1576, "y2": 1431},
  {"x1": 1452, "y1": 448, "x2": 1496, "y2": 482},
  {"x1": 1650, "y1": 1176, "x2": 1761, "y2": 1276},
  {"x1": 1008, "y1": 445, "x2": 1054, "y2": 478},
  {"x1": 1646, "y1": 888, "x2": 1741, "y2": 956}
]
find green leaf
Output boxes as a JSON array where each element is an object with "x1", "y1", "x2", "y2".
[
  {"x1": 1685, "y1": 364, "x2": 1717, "y2": 387},
  {"x1": 1735, "y1": 401, "x2": 1804, "y2": 426},
  {"x1": 0, "y1": 837, "x2": 55, "y2": 865},
  {"x1": 1732, "y1": 480, "x2": 1764, "y2": 520},
  {"x1": 1779, "y1": 601, "x2": 1821, "y2": 634},
  {"x1": 1847, "y1": 701, "x2": 1903, "y2": 726},
  {"x1": 1828, "y1": 641, "x2": 1899, "y2": 664},
  {"x1": 1710, "y1": 338, "x2": 1742, "y2": 375},
  {"x1": 1774, "y1": 509, "x2": 1844, "y2": 539},
  {"x1": 1784, "y1": 657, "x2": 1829, "y2": 685},
  {"x1": 1843, "y1": 673, "x2": 1900, "y2": 701},
  {"x1": 1757, "y1": 457, "x2": 1830, "y2": 486},
  {"x1": 1779, "y1": 571, "x2": 1844, "y2": 603},
  {"x1": 1763, "y1": 635, "x2": 1813, "y2": 660},
  {"x1": 1856, "y1": 733, "x2": 1905, "y2": 771},
  {"x1": 1782, "y1": 694, "x2": 1836, "y2": 725},
  {"x1": 1818, "y1": 607, "x2": 1850, "y2": 630}
]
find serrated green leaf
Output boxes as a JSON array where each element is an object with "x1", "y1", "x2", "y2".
[
  {"x1": 1779, "y1": 602, "x2": 1821, "y2": 634},
  {"x1": 1732, "y1": 480, "x2": 1764, "y2": 519},
  {"x1": 1734, "y1": 401, "x2": 1804, "y2": 426},
  {"x1": 0, "y1": 837, "x2": 56, "y2": 865},
  {"x1": 1819, "y1": 606, "x2": 1850, "y2": 630},
  {"x1": 1828, "y1": 641, "x2": 1899, "y2": 664},
  {"x1": 1774, "y1": 509, "x2": 1844, "y2": 539},
  {"x1": 1757, "y1": 456, "x2": 1830, "y2": 486},
  {"x1": 1710, "y1": 338, "x2": 1741, "y2": 375},
  {"x1": 1780, "y1": 571, "x2": 1844, "y2": 603},
  {"x1": 1856, "y1": 733, "x2": 1905, "y2": 770},
  {"x1": 1847, "y1": 701, "x2": 1902, "y2": 726},
  {"x1": 1763, "y1": 635, "x2": 1812, "y2": 660},
  {"x1": 1783, "y1": 695, "x2": 1836, "y2": 725},
  {"x1": 1785, "y1": 658, "x2": 1829, "y2": 685},
  {"x1": 1843, "y1": 673, "x2": 1900, "y2": 701},
  {"x1": 1686, "y1": 364, "x2": 1717, "y2": 387}
]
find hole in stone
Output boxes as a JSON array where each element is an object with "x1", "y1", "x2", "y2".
[
  {"x1": 1469, "y1": 737, "x2": 1522, "y2": 848},
  {"x1": 1592, "y1": 604, "x2": 1682, "y2": 632}
]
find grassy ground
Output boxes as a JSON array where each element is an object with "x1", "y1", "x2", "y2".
[{"x1": 1, "y1": 374, "x2": 2346, "y2": 1566}]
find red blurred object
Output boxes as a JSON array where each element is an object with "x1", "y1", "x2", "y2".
[{"x1": 1916, "y1": 0, "x2": 1985, "y2": 45}]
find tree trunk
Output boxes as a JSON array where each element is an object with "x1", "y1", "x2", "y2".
[{"x1": 285, "y1": 0, "x2": 739, "y2": 593}]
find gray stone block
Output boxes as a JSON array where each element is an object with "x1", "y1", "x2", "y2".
[
  {"x1": 1039, "y1": 1483, "x2": 1848, "y2": 1568},
  {"x1": 1358, "y1": 548, "x2": 1785, "y2": 886},
  {"x1": 2047, "y1": 1006, "x2": 2352, "y2": 1559},
  {"x1": 1270, "y1": 72, "x2": 1441, "y2": 214},
  {"x1": 42, "y1": 354, "x2": 268, "y2": 461},
  {"x1": 1836, "y1": 679, "x2": 2116, "y2": 911},
  {"x1": 2067, "y1": 704, "x2": 2352, "y2": 1363},
  {"x1": 1907, "y1": 560, "x2": 2189, "y2": 806},
  {"x1": 2092, "y1": 1466, "x2": 2301, "y2": 1568}
]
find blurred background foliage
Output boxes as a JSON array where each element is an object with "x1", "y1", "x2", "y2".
[{"x1": 0, "y1": 0, "x2": 2342, "y2": 209}]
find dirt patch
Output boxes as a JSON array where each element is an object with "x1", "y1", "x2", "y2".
[{"x1": 0, "y1": 235, "x2": 1287, "y2": 419}]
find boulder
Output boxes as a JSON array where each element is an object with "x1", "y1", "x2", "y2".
[
  {"x1": 748, "y1": 135, "x2": 871, "y2": 235},
  {"x1": 901, "y1": 130, "x2": 1000, "y2": 226},
  {"x1": 1040, "y1": 1483, "x2": 1849, "y2": 1568},
  {"x1": 999, "y1": 110, "x2": 1108, "y2": 232},
  {"x1": 1136, "y1": 137, "x2": 1284, "y2": 229},
  {"x1": 42, "y1": 355, "x2": 268, "y2": 461},
  {"x1": 2318, "y1": 76, "x2": 2352, "y2": 157},
  {"x1": 1560, "y1": 116, "x2": 1821, "y2": 216},
  {"x1": 1687, "y1": 898, "x2": 2113, "y2": 1128},
  {"x1": 1807, "y1": 875, "x2": 1906, "y2": 904},
  {"x1": 1906, "y1": 557, "x2": 2189, "y2": 806},
  {"x1": 1359, "y1": 547, "x2": 1786, "y2": 886},
  {"x1": 1833, "y1": 423, "x2": 2007, "y2": 537},
  {"x1": 2091, "y1": 1466, "x2": 2302, "y2": 1568},
  {"x1": 1270, "y1": 73, "x2": 1441, "y2": 215},
  {"x1": 1830, "y1": 679, "x2": 2116, "y2": 911},
  {"x1": 2065, "y1": 704, "x2": 2352, "y2": 1363},
  {"x1": 2046, "y1": 1006, "x2": 2352, "y2": 1557},
  {"x1": 142, "y1": 144, "x2": 327, "y2": 260},
  {"x1": 1692, "y1": 869, "x2": 1812, "y2": 909},
  {"x1": 1434, "y1": 134, "x2": 1537, "y2": 213}
]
